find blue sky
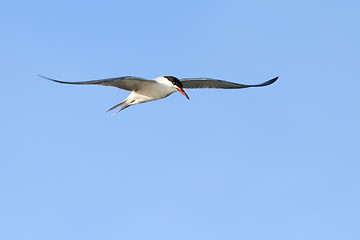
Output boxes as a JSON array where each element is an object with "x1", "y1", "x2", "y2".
[{"x1": 1, "y1": 0, "x2": 359, "y2": 239}]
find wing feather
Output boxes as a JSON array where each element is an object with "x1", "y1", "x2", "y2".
[
  {"x1": 181, "y1": 77, "x2": 278, "y2": 89},
  {"x1": 41, "y1": 75, "x2": 155, "y2": 91}
]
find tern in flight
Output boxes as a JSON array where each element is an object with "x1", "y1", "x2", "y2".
[{"x1": 42, "y1": 75, "x2": 278, "y2": 112}]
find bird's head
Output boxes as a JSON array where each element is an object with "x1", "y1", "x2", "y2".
[{"x1": 158, "y1": 76, "x2": 190, "y2": 100}]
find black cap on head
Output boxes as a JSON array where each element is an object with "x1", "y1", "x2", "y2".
[{"x1": 164, "y1": 76, "x2": 183, "y2": 89}]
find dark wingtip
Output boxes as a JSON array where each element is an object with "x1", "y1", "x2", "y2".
[
  {"x1": 39, "y1": 74, "x2": 50, "y2": 80},
  {"x1": 39, "y1": 75, "x2": 73, "y2": 84},
  {"x1": 259, "y1": 76, "x2": 279, "y2": 87},
  {"x1": 39, "y1": 74, "x2": 58, "y2": 82},
  {"x1": 268, "y1": 76, "x2": 279, "y2": 84}
]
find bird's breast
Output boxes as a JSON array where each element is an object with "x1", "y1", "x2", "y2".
[{"x1": 137, "y1": 83, "x2": 176, "y2": 100}]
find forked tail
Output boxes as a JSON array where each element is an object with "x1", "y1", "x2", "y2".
[{"x1": 106, "y1": 100, "x2": 131, "y2": 113}]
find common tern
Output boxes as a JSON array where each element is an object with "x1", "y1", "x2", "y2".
[{"x1": 42, "y1": 75, "x2": 278, "y2": 112}]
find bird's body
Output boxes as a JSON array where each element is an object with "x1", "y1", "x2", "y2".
[
  {"x1": 42, "y1": 75, "x2": 278, "y2": 112},
  {"x1": 106, "y1": 77, "x2": 181, "y2": 111}
]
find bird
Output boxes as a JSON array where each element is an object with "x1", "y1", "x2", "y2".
[{"x1": 41, "y1": 75, "x2": 278, "y2": 112}]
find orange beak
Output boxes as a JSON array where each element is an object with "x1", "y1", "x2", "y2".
[{"x1": 176, "y1": 87, "x2": 190, "y2": 100}]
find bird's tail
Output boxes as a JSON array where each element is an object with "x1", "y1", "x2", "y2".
[{"x1": 106, "y1": 100, "x2": 131, "y2": 113}]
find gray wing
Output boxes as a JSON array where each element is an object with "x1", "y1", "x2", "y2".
[
  {"x1": 180, "y1": 77, "x2": 278, "y2": 89},
  {"x1": 41, "y1": 75, "x2": 155, "y2": 91}
]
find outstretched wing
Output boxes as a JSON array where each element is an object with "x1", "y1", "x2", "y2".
[
  {"x1": 180, "y1": 77, "x2": 278, "y2": 89},
  {"x1": 41, "y1": 75, "x2": 155, "y2": 92}
]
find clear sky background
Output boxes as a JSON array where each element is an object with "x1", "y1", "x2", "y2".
[{"x1": 1, "y1": 0, "x2": 359, "y2": 239}]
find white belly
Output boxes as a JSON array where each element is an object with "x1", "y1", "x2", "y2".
[{"x1": 127, "y1": 83, "x2": 176, "y2": 105}]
